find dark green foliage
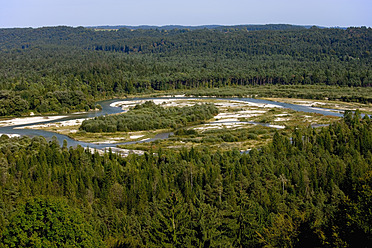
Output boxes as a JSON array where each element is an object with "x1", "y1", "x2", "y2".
[
  {"x1": 0, "y1": 26, "x2": 371, "y2": 116},
  {"x1": 149, "y1": 192, "x2": 193, "y2": 247},
  {"x1": 0, "y1": 113, "x2": 371, "y2": 246},
  {"x1": 172, "y1": 126, "x2": 273, "y2": 144},
  {"x1": 0, "y1": 91, "x2": 29, "y2": 116},
  {"x1": 0, "y1": 89, "x2": 93, "y2": 116},
  {"x1": 174, "y1": 128, "x2": 198, "y2": 136},
  {"x1": 80, "y1": 101, "x2": 219, "y2": 132},
  {"x1": 1, "y1": 197, "x2": 102, "y2": 247}
]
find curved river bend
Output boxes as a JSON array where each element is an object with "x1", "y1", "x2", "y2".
[{"x1": 0, "y1": 97, "x2": 344, "y2": 149}]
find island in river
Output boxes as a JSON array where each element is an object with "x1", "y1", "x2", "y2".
[{"x1": 1, "y1": 96, "x2": 363, "y2": 154}]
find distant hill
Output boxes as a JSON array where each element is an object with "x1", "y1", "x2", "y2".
[
  {"x1": 88, "y1": 24, "x2": 310, "y2": 31},
  {"x1": 0, "y1": 25, "x2": 370, "y2": 116},
  {"x1": 88, "y1": 25, "x2": 221, "y2": 30}
]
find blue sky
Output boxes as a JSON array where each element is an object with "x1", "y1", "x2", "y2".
[{"x1": 1, "y1": 0, "x2": 371, "y2": 28}]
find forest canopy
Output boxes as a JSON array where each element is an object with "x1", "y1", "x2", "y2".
[
  {"x1": 80, "y1": 101, "x2": 219, "y2": 132},
  {"x1": 0, "y1": 26, "x2": 371, "y2": 116},
  {"x1": 1, "y1": 24, "x2": 372, "y2": 247},
  {"x1": 0, "y1": 112, "x2": 371, "y2": 246}
]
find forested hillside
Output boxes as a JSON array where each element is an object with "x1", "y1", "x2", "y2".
[
  {"x1": 89, "y1": 24, "x2": 308, "y2": 31},
  {"x1": 0, "y1": 112, "x2": 371, "y2": 247},
  {"x1": 0, "y1": 26, "x2": 371, "y2": 116}
]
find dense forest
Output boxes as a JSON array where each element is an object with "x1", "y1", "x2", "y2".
[
  {"x1": 0, "y1": 112, "x2": 371, "y2": 247},
  {"x1": 80, "y1": 101, "x2": 218, "y2": 132},
  {"x1": 1, "y1": 25, "x2": 372, "y2": 246},
  {"x1": 0, "y1": 25, "x2": 371, "y2": 116}
]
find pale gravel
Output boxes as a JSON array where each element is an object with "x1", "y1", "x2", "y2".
[{"x1": 0, "y1": 116, "x2": 67, "y2": 127}]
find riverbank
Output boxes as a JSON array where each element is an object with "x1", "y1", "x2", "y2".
[
  {"x1": 261, "y1": 97, "x2": 372, "y2": 115},
  {"x1": 12, "y1": 98, "x2": 341, "y2": 145},
  {"x1": 0, "y1": 115, "x2": 67, "y2": 127},
  {"x1": 43, "y1": 98, "x2": 343, "y2": 153},
  {"x1": 15, "y1": 117, "x2": 90, "y2": 130},
  {"x1": 0, "y1": 96, "x2": 347, "y2": 153}
]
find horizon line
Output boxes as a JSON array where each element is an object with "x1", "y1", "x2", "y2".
[{"x1": 1, "y1": 23, "x2": 370, "y2": 29}]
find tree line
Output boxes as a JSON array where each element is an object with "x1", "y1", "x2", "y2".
[
  {"x1": 80, "y1": 101, "x2": 219, "y2": 132},
  {"x1": 0, "y1": 26, "x2": 370, "y2": 116}
]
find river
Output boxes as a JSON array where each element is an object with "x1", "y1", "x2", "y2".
[{"x1": 0, "y1": 97, "x2": 344, "y2": 149}]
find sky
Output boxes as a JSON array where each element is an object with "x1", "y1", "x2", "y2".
[{"x1": 1, "y1": 0, "x2": 371, "y2": 28}]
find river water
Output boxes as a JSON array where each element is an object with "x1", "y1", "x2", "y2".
[{"x1": 0, "y1": 97, "x2": 344, "y2": 149}]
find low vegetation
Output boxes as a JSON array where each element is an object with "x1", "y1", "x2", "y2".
[{"x1": 22, "y1": 98, "x2": 347, "y2": 148}]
